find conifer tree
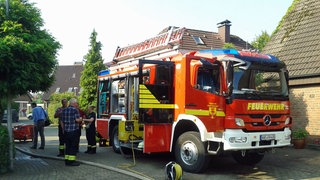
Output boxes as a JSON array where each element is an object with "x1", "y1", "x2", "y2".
[{"x1": 79, "y1": 30, "x2": 106, "y2": 110}]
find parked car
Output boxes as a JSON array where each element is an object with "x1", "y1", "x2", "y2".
[
  {"x1": 27, "y1": 113, "x2": 33, "y2": 120},
  {"x1": 2, "y1": 109, "x2": 19, "y2": 123}
]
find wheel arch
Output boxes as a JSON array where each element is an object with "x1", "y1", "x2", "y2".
[
  {"x1": 108, "y1": 115, "x2": 125, "y2": 145},
  {"x1": 171, "y1": 114, "x2": 208, "y2": 152}
]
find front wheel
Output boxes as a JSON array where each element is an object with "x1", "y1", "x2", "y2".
[
  {"x1": 174, "y1": 132, "x2": 210, "y2": 173},
  {"x1": 232, "y1": 151, "x2": 264, "y2": 165}
]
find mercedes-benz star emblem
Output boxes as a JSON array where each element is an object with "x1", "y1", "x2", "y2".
[{"x1": 263, "y1": 115, "x2": 272, "y2": 126}]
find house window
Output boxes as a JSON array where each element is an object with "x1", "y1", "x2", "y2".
[
  {"x1": 55, "y1": 87, "x2": 60, "y2": 93},
  {"x1": 68, "y1": 87, "x2": 73, "y2": 92},
  {"x1": 192, "y1": 36, "x2": 205, "y2": 45},
  {"x1": 72, "y1": 73, "x2": 76, "y2": 78}
]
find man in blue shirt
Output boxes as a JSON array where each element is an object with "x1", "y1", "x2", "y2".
[
  {"x1": 30, "y1": 102, "x2": 46, "y2": 149},
  {"x1": 61, "y1": 98, "x2": 82, "y2": 166}
]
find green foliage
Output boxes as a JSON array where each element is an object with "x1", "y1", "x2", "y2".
[
  {"x1": 79, "y1": 30, "x2": 106, "y2": 110},
  {"x1": 223, "y1": 43, "x2": 236, "y2": 49},
  {"x1": 0, "y1": 124, "x2": 10, "y2": 173},
  {"x1": 48, "y1": 92, "x2": 76, "y2": 124},
  {"x1": 0, "y1": 0, "x2": 61, "y2": 98},
  {"x1": 273, "y1": 0, "x2": 301, "y2": 35},
  {"x1": 251, "y1": 31, "x2": 270, "y2": 52},
  {"x1": 292, "y1": 128, "x2": 308, "y2": 140}
]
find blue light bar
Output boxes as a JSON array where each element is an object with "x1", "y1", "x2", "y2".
[
  {"x1": 198, "y1": 49, "x2": 239, "y2": 56},
  {"x1": 98, "y1": 70, "x2": 110, "y2": 76}
]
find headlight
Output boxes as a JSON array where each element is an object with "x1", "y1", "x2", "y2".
[
  {"x1": 284, "y1": 117, "x2": 291, "y2": 125},
  {"x1": 235, "y1": 118, "x2": 245, "y2": 126}
]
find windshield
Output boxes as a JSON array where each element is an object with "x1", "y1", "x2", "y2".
[{"x1": 233, "y1": 65, "x2": 288, "y2": 100}]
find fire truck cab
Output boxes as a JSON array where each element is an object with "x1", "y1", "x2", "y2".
[{"x1": 96, "y1": 49, "x2": 292, "y2": 173}]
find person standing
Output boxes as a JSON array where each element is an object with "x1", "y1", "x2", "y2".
[
  {"x1": 54, "y1": 98, "x2": 68, "y2": 157},
  {"x1": 61, "y1": 98, "x2": 82, "y2": 166},
  {"x1": 83, "y1": 106, "x2": 97, "y2": 154},
  {"x1": 74, "y1": 102, "x2": 86, "y2": 153},
  {"x1": 30, "y1": 102, "x2": 46, "y2": 149}
]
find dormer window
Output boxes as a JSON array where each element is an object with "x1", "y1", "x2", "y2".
[
  {"x1": 68, "y1": 87, "x2": 73, "y2": 92},
  {"x1": 55, "y1": 87, "x2": 60, "y2": 93},
  {"x1": 192, "y1": 36, "x2": 205, "y2": 45}
]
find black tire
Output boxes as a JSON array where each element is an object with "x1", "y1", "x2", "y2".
[
  {"x1": 111, "y1": 126, "x2": 121, "y2": 153},
  {"x1": 232, "y1": 151, "x2": 264, "y2": 165},
  {"x1": 174, "y1": 132, "x2": 210, "y2": 173}
]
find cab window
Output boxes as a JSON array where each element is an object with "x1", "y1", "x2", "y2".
[{"x1": 196, "y1": 66, "x2": 220, "y2": 94}]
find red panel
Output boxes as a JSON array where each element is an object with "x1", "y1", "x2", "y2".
[
  {"x1": 96, "y1": 119, "x2": 109, "y2": 139},
  {"x1": 144, "y1": 124, "x2": 172, "y2": 153},
  {"x1": 13, "y1": 124, "x2": 34, "y2": 141}
]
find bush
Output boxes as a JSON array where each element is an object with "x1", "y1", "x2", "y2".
[
  {"x1": 292, "y1": 128, "x2": 308, "y2": 140},
  {"x1": 0, "y1": 124, "x2": 10, "y2": 174}
]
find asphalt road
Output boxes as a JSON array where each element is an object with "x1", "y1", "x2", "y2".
[{"x1": 2, "y1": 119, "x2": 320, "y2": 179}]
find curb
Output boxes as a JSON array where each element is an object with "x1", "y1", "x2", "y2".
[{"x1": 15, "y1": 147, "x2": 152, "y2": 180}]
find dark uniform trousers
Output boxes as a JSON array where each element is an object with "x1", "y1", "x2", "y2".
[
  {"x1": 58, "y1": 124, "x2": 65, "y2": 155},
  {"x1": 85, "y1": 127, "x2": 96, "y2": 154},
  {"x1": 64, "y1": 130, "x2": 78, "y2": 164}
]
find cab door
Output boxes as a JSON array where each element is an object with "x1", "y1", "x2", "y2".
[
  {"x1": 138, "y1": 59, "x2": 175, "y2": 152},
  {"x1": 186, "y1": 59, "x2": 226, "y2": 132}
]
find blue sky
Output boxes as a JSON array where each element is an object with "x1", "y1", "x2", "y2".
[{"x1": 29, "y1": 0, "x2": 293, "y2": 65}]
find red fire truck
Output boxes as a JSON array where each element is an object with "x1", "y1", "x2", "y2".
[{"x1": 96, "y1": 46, "x2": 292, "y2": 173}]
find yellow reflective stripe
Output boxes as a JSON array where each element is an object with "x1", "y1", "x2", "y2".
[
  {"x1": 139, "y1": 84, "x2": 148, "y2": 89},
  {"x1": 68, "y1": 155, "x2": 76, "y2": 161},
  {"x1": 216, "y1": 111, "x2": 226, "y2": 117},
  {"x1": 185, "y1": 109, "x2": 226, "y2": 117},
  {"x1": 91, "y1": 146, "x2": 96, "y2": 148},
  {"x1": 139, "y1": 89, "x2": 152, "y2": 94},
  {"x1": 140, "y1": 99, "x2": 160, "y2": 104},
  {"x1": 59, "y1": 145, "x2": 64, "y2": 150},
  {"x1": 140, "y1": 94, "x2": 159, "y2": 99},
  {"x1": 185, "y1": 109, "x2": 209, "y2": 116},
  {"x1": 139, "y1": 104, "x2": 176, "y2": 109},
  {"x1": 139, "y1": 84, "x2": 176, "y2": 109},
  {"x1": 64, "y1": 155, "x2": 69, "y2": 160}
]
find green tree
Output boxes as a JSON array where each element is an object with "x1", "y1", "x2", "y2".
[
  {"x1": 79, "y1": 30, "x2": 105, "y2": 110},
  {"x1": 251, "y1": 31, "x2": 270, "y2": 51},
  {"x1": 0, "y1": 0, "x2": 61, "y2": 170},
  {"x1": 48, "y1": 92, "x2": 76, "y2": 124},
  {"x1": 223, "y1": 43, "x2": 236, "y2": 49}
]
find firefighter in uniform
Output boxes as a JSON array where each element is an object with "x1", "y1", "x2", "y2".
[
  {"x1": 83, "y1": 105, "x2": 97, "y2": 154},
  {"x1": 61, "y1": 98, "x2": 82, "y2": 166},
  {"x1": 74, "y1": 102, "x2": 86, "y2": 153},
  {"x1": 54, "y1": 98, "x2": 68, "y2": 157}
]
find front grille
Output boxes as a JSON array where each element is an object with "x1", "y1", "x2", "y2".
[
  {"x1": 251, "y1": 122, "x2": 280, "y2": 126},
  {"x1": 249, "y1": 114, "x2": 281, "y2": 118}
]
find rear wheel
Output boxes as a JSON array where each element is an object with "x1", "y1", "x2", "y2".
[
  {"x1": 174, "y1": 132, "x2": 210, "y2": 173},
  {"x1": 232, "y1": 151, "x2": 264, "y2": 165},
  {"x1": 111, "y1": 126, "x2": 121, "y2": 153}
]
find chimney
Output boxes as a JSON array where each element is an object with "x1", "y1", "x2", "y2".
[{"x1": 217, "y1": 19, "x2": 231, "y2": 43}]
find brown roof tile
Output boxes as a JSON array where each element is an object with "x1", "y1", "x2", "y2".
[
  {"x1": 43, "y1": 64, "x2": 83, "y2": 101},
  {"x1": 113, "y1": 24, "x2": 251, "y2": 62},
  {"x1": 263, "y1": 0, "x2": 320, "y2": 81}
]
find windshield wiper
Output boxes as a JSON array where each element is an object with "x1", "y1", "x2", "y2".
[{"x1": 241, "y1": 88, "x2": 262, "y2": 99}]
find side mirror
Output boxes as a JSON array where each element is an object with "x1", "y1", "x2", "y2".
[{"x1": 226, "y1": 61, "x2": 234, "y2": 96}]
